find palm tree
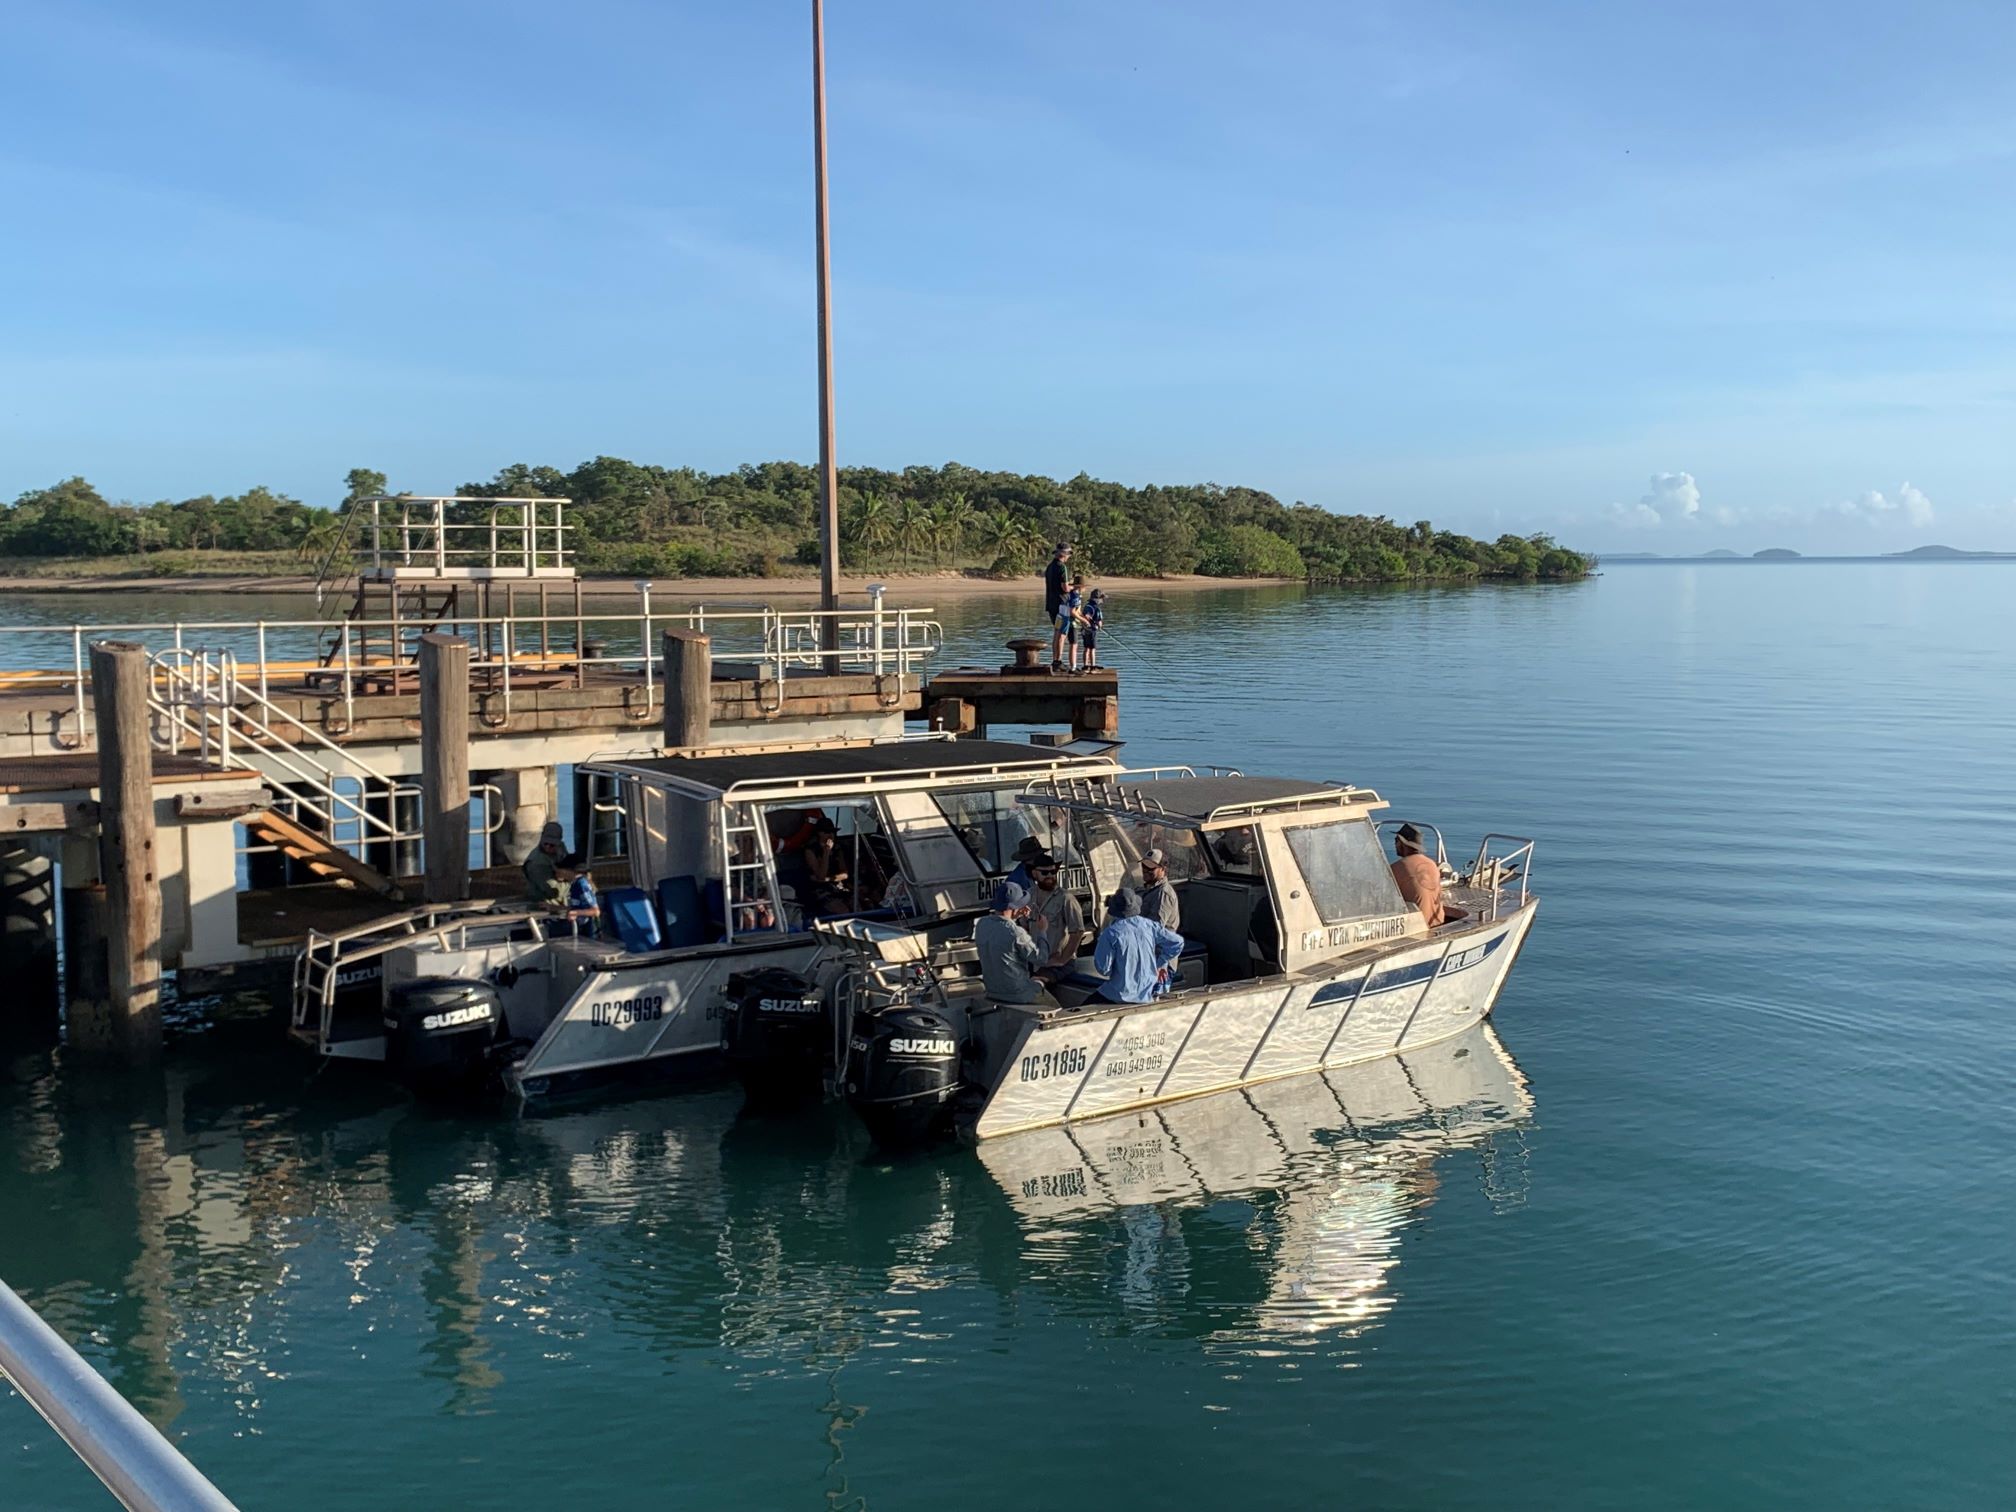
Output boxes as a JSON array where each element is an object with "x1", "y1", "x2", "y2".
[
  {"x1": 932, "y1": 491, "x2": 975, "y2": 570},
  {"x1": 977, "y1": 509, "x2": 1024, "y2": 572},
  {"x1": 848, "y1": 492, "x2": 895, "y2": 563},
  {"x1": 894, "y1": 498, "x2": 932, "y2": 572}
]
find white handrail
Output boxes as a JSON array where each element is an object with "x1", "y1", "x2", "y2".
[{"x1": 0, "y1": 1277, "x2": 240, "y2": 1512}]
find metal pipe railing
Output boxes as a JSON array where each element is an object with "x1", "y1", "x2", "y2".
[
  {"x1": 1, "y1": 602, "x2": 943, "y2": 742},
  {"x1": 0, "y1": 1277, "x2": 240, "y2": 1512}
]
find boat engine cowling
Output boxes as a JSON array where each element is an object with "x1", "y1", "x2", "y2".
[
  {"x1": 383, "y1": 977, "x2": 504, "y2": 1098},
  {"x1": 721, "y1": 966, "x2": 827, "y2": 1104},
  {"x1": 844, "y1": 1004, "x2": 960, "y2": 1146}
]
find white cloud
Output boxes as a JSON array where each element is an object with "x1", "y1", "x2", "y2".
[
  {"x1": 1609, "y1": 470, "x2": 1703, "y2": 528},
  {"x1": 1830, "y1": 481, "x2": 1935, "y2": 528}
]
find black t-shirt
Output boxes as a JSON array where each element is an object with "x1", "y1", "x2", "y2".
[{"x1": 1044, "y1": 556, "x2": 1067, "y2": 616}]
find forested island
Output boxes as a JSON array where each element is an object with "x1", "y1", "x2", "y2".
[{"x1": 0, "y1": 461, "x2": 1593, "y2": 585}]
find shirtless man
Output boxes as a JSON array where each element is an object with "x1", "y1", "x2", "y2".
[{"x1": 1391, "y1": 823, "x2": 1466, "y2": 927}]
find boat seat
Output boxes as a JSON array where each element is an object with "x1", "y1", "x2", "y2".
[
  {"x1": 600, "y1": 887, "x2": 662, "y2": 954},
  {"x1": 654, "y1": 875, "x2": 710, "y2": 949}
]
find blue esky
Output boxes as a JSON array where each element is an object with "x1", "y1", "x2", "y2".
[{"x1": 5, "y1": 0, "x2": 2014, "y2": 552}]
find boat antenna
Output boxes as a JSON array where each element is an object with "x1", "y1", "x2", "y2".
[{"x1": 813, "y1": 0, "x2": 842, "y2": 654}]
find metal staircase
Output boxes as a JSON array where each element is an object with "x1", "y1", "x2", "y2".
[{"x1": 149, "y1": 648, "x2": 413, "y2": 898}]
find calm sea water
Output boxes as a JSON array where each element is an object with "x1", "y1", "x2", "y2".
[{"x1": 4, "y1": 565, "x2": 2013, "y2": 1510}]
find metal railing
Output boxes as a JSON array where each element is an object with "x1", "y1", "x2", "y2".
[
  {"x1": 0, "y1": 597, "x2": 942, "y2": 751},
  {"x1": 0, "y1": 1277, "x2": 241, "y2": 1512},
  {"x1": 149, "y1": 648, "x2": 503, "y2": 872},
  {"x1": 348, "y1": 495, "x2": 572, "y2": 578},
  {"x1": 293, "y1": 901, "x2": 554, "y2": 1045},
  {"x1": 1466, "y1": 834, "x2": 1536, "y2": 920}
]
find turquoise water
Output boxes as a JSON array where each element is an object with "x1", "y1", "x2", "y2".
[{"x1": 5, "y1": 564, "x2": 2014, "y2": 1510}]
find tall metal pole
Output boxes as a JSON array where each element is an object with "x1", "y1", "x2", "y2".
[{"x1": 813, "y1": 0, "x2": 842, "y2": 654}]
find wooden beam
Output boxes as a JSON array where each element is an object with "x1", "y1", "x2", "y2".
[
  {"x1": 80, "y1": 641, "x2": 161, "y2": 1057},
  {"x1": 419, "y1": 634, "x2": 471, "y2": 903},
  {"x1": 662, "y1": 628, "x2": 712, "y2": 750},
  {"x1": 174, "y1": 787, "x2": 274, "y2": 821},
  {"x1": 0, "y1": 802, "x2": 77, "y2": 835}
]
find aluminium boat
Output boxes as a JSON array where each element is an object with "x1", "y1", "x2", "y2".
[{"x1": 290, "y1": 740, "x2": 1537, "y2": 1138}]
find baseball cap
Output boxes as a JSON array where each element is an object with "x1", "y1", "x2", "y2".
[
  {"x1": 539, "y1": 821, "x2": 565, "y2": 844},
  {"x1": 992, "y1": 881, "x2": 1031, "y2": 911},
  {"x1": 1106, "y1": 887, "x2": 1142, "y2": 918},
  {"x1": 1141, "y1": 848, "x2": 1166, "y2": 867}
]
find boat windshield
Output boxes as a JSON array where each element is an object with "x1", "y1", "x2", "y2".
[
  {"x1": 1282, "y1": 819, "x2": 1407, "y2": 924},
  {"x1": 932, "y1": 787, "x2": 1073, "y2": 872}
]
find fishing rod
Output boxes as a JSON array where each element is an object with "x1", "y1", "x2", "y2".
[{"x1": 1086, "y1": 621, "x2": 1179, "y2": 674}]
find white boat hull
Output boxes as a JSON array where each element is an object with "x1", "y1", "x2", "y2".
[{"x1": 971, "y1": 902, "x2": 1535, "y2": 1139}]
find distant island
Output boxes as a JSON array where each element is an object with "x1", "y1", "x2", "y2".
[
  {"x1": 1601, "y1": 543, "x2": 2012, "y2": 564},
  {"x1": 1886, "y1": 544, "x2": 2016, "y2": 559}
]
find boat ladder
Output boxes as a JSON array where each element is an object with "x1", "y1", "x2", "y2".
[{"x1": 716, "y1": 801, "x2": 787, "y2": 942}]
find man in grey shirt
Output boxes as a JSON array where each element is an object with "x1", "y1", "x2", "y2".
[
  {"x1": 1139, "y1": 848, "x2": 1182, "y2": 933},
  {"x1": 975, "y1": 881, "x2": 1056, "y2": 1006}
]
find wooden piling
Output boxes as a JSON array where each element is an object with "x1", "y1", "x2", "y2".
[
  {"x1": 662, "y1": 629, "x2": 712, "y2": 750},
  {"x1": 84, "y1": 641, "x2": 162, "y2": 1057},
  {"x1": 419, "y1": 633, "x2": 471, "y2": 903}
]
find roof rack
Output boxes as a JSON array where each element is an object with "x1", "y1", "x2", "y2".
[{"x1": 1019, "y1": 772, "x2": 1384, "y2": 828}]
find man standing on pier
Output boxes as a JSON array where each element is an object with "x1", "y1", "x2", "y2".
[{"x1": 1044, "y1": 542, "x2": 1073, "y2": 671}]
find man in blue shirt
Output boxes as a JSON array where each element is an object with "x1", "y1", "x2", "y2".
[{"x1": 1091, "y1": 888, "x2": 1185, "y2": 1005}]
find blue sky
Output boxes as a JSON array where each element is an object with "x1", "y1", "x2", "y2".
[{"x1": 5, "y1": 0, "x2": 2014, "y2": 552}]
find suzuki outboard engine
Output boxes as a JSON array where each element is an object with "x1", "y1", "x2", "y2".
[
  {"x1": 721, "y1": 966, "x2": 826, "y2": 1105},
  {"x1": 844, "y1": 1003, "x2": 960, "y2": 1146},
  {"x1": 383, "y1": 977, "x2": 504, "y2": 1099}
]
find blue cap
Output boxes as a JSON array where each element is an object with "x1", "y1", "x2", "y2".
[
  {"x1": 992, "y1": 880, "x2": 1030, "y2": 911},
  {"x1": 1107, "y1": 887, "x2": 1142, "y2": 918}
]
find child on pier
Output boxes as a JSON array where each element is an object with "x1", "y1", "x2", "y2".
[
  {"x1": 1080, "y1": 589, "x2": 1104, "y2": 669},
  {"x1": 1056, "y1": 575, "x2": 1089, "y2": 672}
]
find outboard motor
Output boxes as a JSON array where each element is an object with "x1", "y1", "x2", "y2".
[
  {"x1": 721, "y1": 966, "x2": 827, "y2": 1105},
  {"x1": 382, "y1": 977, "x2": 504, "y2": 1099},
  {"x1": 844, "y1": 1003, "x2": 960, "y2": 1147},
  {"x1": 325, "y1": 957, "x2": 387, "y2": 1046}
]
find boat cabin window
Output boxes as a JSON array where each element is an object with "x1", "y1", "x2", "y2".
[
  {"x1": 934, "y1": 788, "x2": 1073, "y2": 872},
  {"x1": 766, "y1": 800, "x2": 901, "y2": 919},
  {"x1": 1209, "y1": 825, "x2": 1263, "y2": 879},
  {"x1": 1283, "y1": 819, "x2": 1407, "y2": 924}
]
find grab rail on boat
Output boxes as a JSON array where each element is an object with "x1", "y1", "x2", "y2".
[
  {"x1": 293, "y1": 902, "x2": 554, "y2": 1047},
  {"x1": 1466, "y1": 834, "x2": 1536, "y2": 920},
  {"x1": 0, "y1": 1278, "x2": 241, "y2": 1512}
]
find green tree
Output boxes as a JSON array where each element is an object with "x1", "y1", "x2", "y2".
[
  {"x1": 893, "y1": 498, "x2": 931, "y2": 571},
  {"x1": 1195, "y1": 524, "x2": 1307, "y2": 579},
  {"x1": 1, "y1": 478, "x2": 125, "y2": 556},
  {"x1": 342, "y1": 468, "x2": 388, "y2": 510}
]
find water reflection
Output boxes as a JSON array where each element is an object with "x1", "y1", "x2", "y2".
[
  {"x1": 1, "y1": 1015, "x2": 1531, "y2": 1452},
  {"x1": 976, "y1": 1026, "x2": 1532, "y2": 1353}
]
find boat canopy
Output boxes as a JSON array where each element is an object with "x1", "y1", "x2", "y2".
[
  {"x1": 579, "y1": 737, "x2": 1120, "y2": 803},
  {"x1": 1020, "y1": 773, "x2": 1384, "y2": 831}
]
